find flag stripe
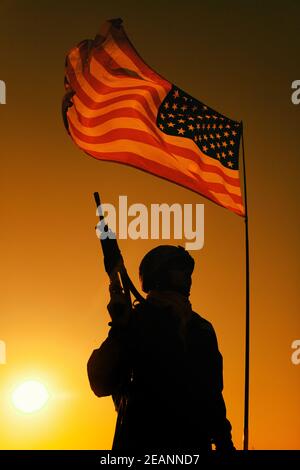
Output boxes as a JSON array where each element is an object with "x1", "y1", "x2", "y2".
[
  {"x1": 77, "y1": 146, "x2": 244, "y2": 215},
  {"x1": 72, "y1": 88, "x2": 158, "y2": 121},
  {"x1": 87, "y1": 57, "x2": 162, "y2": 107},
  {"x1": 69, "y1": 106, "x2": 163, "y2": 142},
  {"x1": 68, "y1": 111, "x2": 163, "y2": 145},
  {"x1": 67, "y1": 119, "x2": 244, "y2": 206},
  {"x1": 209, "y1": 192, "x2": 244, "y2": 214},
  {"x1": 68, "y1": 49, "x2": 163, "y2": 110},
  {"x1": 109, "y1": 28, "x2": 171, "y2": 91},
  {"x1": 93, "y1": 45, "x2": 169, "y2": 102},
  {"x1": 72, "y1": 97, "x2": 158, "y2": 126},
  {"x1": 67, "y1": 57, "x2": 162, "y2": 117},
  {"x1": 68, "y1": 120, "x2": 198, "y2": 176},
  {"x1": 68, "y1": 104, "x2": 242, "y2": 190},
  {"x1": 68, "y1": 111, "x2": 242, "y2": 196},
  {"x1": 75, "y1": 138, "x2": 243, "y2": 208},
  {"x1": 76, "y1": 42, "x2": 168, "y2": 106},
  {"x1": 71, "y1": 86, "x2": 242, "y2": 184},
  {"x1": 157, "y1": 135, "x2": 242, "y2": 183},
  {"x1": 161, "y1": 133, "x2": 241, "y2": 179}
]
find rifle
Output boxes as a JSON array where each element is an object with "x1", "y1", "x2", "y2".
[{"x1": 93, "y1": 192, "x2": 144, "y2": 309}]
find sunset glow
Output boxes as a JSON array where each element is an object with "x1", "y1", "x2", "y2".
[{"x1": 12, "y1": 381, "x2": 49, "y2": 414}]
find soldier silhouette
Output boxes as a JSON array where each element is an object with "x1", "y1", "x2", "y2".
[{"x1": 87, "y1": 245, "x2": 235, "y2": 451}]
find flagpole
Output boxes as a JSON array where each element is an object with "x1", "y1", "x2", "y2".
[{"x1": 241, "y1": 121, "x2": 250, "y2": 451}]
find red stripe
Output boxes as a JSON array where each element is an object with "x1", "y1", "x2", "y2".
[
  {"x1": 163, "y1": 141, "x2": 241, "y2": 187},
  {"x1": 93, "y1": 47, "x2": 131, "y2": 78},
  {"x1": 69, "y1": 110, "x2": 241, "y2": 189},
  {"x1": 68, "y1": 122, "x2": 242, "y2": 205},
  {"x1": 68, "y1": 64, "x2": 156, "y2": 121},
  {"x1": 69, "y1": 120, "x2": 163, "y2": 147},
  {"x1": 77, "y1": 43, "x2": 163, "y2": 108},
  {"x1": 67, "y1": 59, "x2": 161, "y2": 118},
  {"x1": 91, "y1": 47, "x2": 165, "y2": 106},
  {"x1": 110, "y1": 27, "x2": 171, "y2": 92},
  {"x1": 70, "y1": 80, "x2": 157, "y2": 122},
  {"x1": 73, "y1": 107, "x2": 163, "y2": 142},
  {"x1": 81, "y1": 64, "x2": 162, "y2": 105},
  {"x1": 78, "y1": 147, "x2": 244, "y2": 215}
]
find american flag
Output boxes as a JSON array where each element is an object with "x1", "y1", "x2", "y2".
[{"x1": 63, "y1": 18, "x2": 244, "y2": 216}]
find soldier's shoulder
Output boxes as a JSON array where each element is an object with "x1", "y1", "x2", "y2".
[
  {"x1": 190, "y1": 311, "x2": 215, "y2": 333},
  {"x1": 132, "y1": 299, "x2": 164, "y2": 315}
]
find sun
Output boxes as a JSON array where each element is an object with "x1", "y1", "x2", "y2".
[{"x1": 12, "y1": 380, "x2": 49, "y2": 413}]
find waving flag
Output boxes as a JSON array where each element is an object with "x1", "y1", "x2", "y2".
[{"x1": 63, "y1": 18, "x2": 244, "y2": 216}]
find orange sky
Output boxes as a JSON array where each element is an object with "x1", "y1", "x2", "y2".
[{"x1": 0, "y1": 0, "x2": 299, "y2": 450}]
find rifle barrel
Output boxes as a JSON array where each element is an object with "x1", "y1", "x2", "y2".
[{"x1": 93, "y1": 192, "x2": 144, "y2": 304}]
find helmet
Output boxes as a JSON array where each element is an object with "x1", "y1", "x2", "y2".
[{"x1": 139, "y1": 245, "x2": 194, "y2": 295}]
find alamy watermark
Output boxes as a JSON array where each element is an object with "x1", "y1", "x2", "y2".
[
  {"x1": 96, "y1": 196, "x2": 204, "y2": 251},
  {"x1": 0, "y1": 80, "x2": 6, "y2": 104},
  {"x1": 291, "y1": 339, "x2": 300, "y2": 365},
  {"x1": 291, "y1": 80, "x2": 300, "y2": 105},
  {"x1": 0, "y1": 340, "x2": 6, "y2": 364}
]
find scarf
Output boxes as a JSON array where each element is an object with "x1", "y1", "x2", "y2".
[{"x1": 146, "y1": 290, "x2": 193, "y2": 342}]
